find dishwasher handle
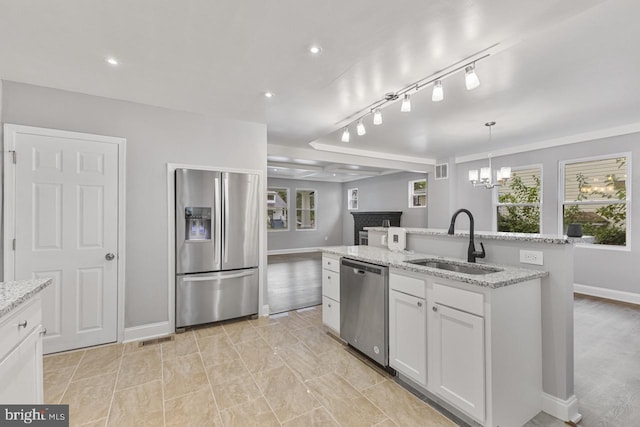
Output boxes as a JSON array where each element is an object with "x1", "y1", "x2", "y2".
[
  {"x1": 352, "y1": 268, "x2": 366, "y2": 275},
  {"x1": 341, "y1": 258, "x2": 386, "y2": 275}
]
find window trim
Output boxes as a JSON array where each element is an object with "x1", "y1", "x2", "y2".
[
  {"x1": 408, "y1": 178, "x2": 427, "y2": 209},
  {"x1": 267, "y1": 187, "x2": 290, "y2": 232},
  {"x1": 347, "y1": 188, "x2": 359, "y2": 211},
  {"x1": 492, "y1": 164, "x2": 543, "y2": 233},
  {"x1": 558, "y1": 152, "x2": 631, "y2": 250},
  {"x1": 295, "y1": 187, "x2": 317, "y2": 232}
]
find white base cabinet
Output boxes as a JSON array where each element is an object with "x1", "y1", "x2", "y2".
[
  {"x1": 321, "y1": 254, "x2": 341, "y2": 334},
  {"x1": 0, "y1": 296, "x2": 44, "y2": 404}
]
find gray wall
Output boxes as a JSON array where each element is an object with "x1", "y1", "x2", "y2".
[
  {"x1": 341, "y1": 172, "x2": 428, "y2": 245},
  {"x1": 1, "y1": 81, "x2": 267, "y2": 328},
  {"x1": 433, "y1": 133, "x2": 640, "y2": 295},
  {"x1": 267, "y1": 178, "x2": 343, "y2": 251}
]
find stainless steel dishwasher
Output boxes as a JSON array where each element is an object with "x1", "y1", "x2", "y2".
[{"x1": 340, "y1": 258, "x2": 389, "y2": 366}]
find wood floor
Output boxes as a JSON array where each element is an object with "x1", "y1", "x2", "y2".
[
  {"x1": 266, "y1": 254, "x2": 640, "y2": 426},
  {"x1": 267, "y1": 252, "x2": 322, "y2": 314}
]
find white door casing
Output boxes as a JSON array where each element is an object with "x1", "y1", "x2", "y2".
[{"x1": 3, "y1": 124, "x2": 126, "y2": 354}]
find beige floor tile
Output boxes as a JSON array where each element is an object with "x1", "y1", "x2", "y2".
[
  {"x1": 277, "y1": 341, "x2": 324, "y2": 382},
  {"x1": 321, "y1": 348, "x2": 387, "y2": 391},
  {"x1": 162, "y1": 332, "x2": 199, "y2": 360},
  {"x1": 72, "y1": 344, "x2": 123, "y2": 381},
  {"x1": 116, "y1": 347, "x2": 162, "y2": 390},
  {"x1": 198, "y1": 335, "x2": 241, "y2": 367},
  {"x1": 362, "y1": 380, "x2": 456, "y2": 426},
  {"x1": 107, "y1": 380, "x2": 164, "y2": 427},
  {"x1": 44, "y1": 366, "x2": 76, "y2": 404},
  {"x1": 79, "y1": 418, "x2": 107, "y2": 427},
  {"x1": 193, "y1": 324, "x2": 226, "y2": 340},
  {"x1": 282, "y1": 407, "x2": 338, "y2": 427},
  {"x1": 211, "y1": 373, "x2": 262, "y2": 409},
  {"x1": 61, "y1": 372, "x2": 116, "y2": 426},
  {"x1": 163, "y1": 353, "x2": 209, "y2": 400},
  {"x1": 235, "y1": 338, "x2": 284, "y2": 374},
  {"x1": 165, "y1": 389, "x2": 221, "y2": 426},
  {"x1": 249, "y1": 315, "x2": 280, "y2": 327},
  {"x1": 306, "y1": 372, "x2": 365, "y2": 415},
  {"x1": 44, "y1": 350, "x2": 85, "y2": 372},
  {"x1": 256, "y1": 323, "x2": 299, "y2": 348},
  {"x1": 204, "y1": 359, "x2": 251, "y2": 386},
  {"x1": 374, "y1": 419, "x2": 399, "y2": 426},
  {"x1": 292, "y1": 326, "x2": 342, "y2": 355},
  {"x1": 272, "y1": 312, "x2": 311, "y2": 331},
  {"x1": 327, "y1": 396, "x2": 387, "y2": 426},
  {"x1": 219, "y1": 397, "x2": 280, "y2": 427},
  {"x1": 223, "y1": 321, "x2": 261, "y2": 344},
  {"x1": 253, "y1": 365, "x2": 319, "y2": 422}
]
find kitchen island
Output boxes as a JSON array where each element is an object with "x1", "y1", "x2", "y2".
[{"x1": 0, "y1": 278, "x2": 52, "y2": 404}]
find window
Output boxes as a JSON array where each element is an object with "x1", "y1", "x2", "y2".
[
  {"x1": 267, "y1": 188, "x2": 289, "y2": 231},
  {"x1": 495, "y1": 166, "x2": 542, "y2": 233},
  {"x1": 408, "y1": 179, "x2": 427, "y2": 208},
  {"x1": 347, "y1": 188, "x2": 358, "y2": 210},
  {"x1": 561, "y1": 155, "x2": 629, "y2": 246},
  {"x1": 296, "y1": 189, "x2": 316, "y2": 230}
]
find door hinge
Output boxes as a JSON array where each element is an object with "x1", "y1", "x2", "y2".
[
  {"x1": 12, "y1": 239, "x2": 16, "y2": 250},
  {"x1": 9, "y1": 150, "x2": 16, "y2": 164}
]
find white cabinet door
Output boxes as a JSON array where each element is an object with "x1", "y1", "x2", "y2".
[
  {"x1": 389, "y1": 289, "x2": 427, "y2": 386},
  {"x1": 429, "y1": 302, "x2": 485, "y2": 422},
  {"x1": 322, "y1": 269, "x2": 340, "y2": 301},
  {"x1": 322, "y1": 296, "x2": 340, "y2": 333},
  {"x1": 0, "y1": 327, "x2": 44, "y2": 404}
]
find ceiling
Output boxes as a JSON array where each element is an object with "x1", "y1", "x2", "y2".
[{"x1": 1, "y1": 0, "x2": 638, "y2": 176}]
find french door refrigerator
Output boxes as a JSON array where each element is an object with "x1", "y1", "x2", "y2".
[{"x1": 175, "y1": 168, "x2": 259, "y2": 329}]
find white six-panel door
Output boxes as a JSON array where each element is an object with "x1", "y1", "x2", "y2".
[{"x1": 5, "y1": 125, "x2": 122, "y2": 354}]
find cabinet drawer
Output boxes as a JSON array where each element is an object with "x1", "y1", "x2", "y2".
[
  {"x1": 0, "y1": 297, "x2": 42, "y2": 359},
  {"x1": 390, "y1": 272, "x2": 426, "y2": 298},
  {"x1": 433, "y1": 283, "x2": 483, "y2": 317},
  {"x1": 322, "y1": 270, "x2": 340, "y2": 301},
  {"x1": 322, "y1": 255, "x2": 340, "y2": 273},
  {"x1": 322, "y1": 296, "x2": 340, "y2": 333}
]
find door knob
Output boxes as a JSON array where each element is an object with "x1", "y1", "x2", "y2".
[
  {"x1": 417, "y1": 301, "x2": 423, "y2": 307},
  {"x1": 105, "y1": 253, "x2": 116, "y2": 261},
  {"x1": 40, "y1": 328, "x2": 47, "y2": 336},
  {"x1": 432, "y1": 306, "x2": 438, "y2": 312}
]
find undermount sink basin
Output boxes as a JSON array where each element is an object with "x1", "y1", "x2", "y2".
[{"x1": 406, "y1": 259, "x2": 502, "y2": 275}]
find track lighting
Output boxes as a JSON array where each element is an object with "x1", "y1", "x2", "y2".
[
  {"x1": 373, "y1": 108, "x2": 382, "y2": 125},
  {"x1": 341, "y1": 127, "x2": 350, "y2": 143},
  {"x1": 400, "y1": 93, "x2": 411, "y2": 112},
  {"x1": 432, "y1": 80, "x2": 444, "y2": 102},
  {"x1": 465, "y1": 64, "x2": 480, "y2": 90},
  {"x1": 356, "y1": 120, "x2": 366, "y2": 136}
]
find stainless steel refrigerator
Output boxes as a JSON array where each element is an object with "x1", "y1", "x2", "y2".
[{"x1": 175, "y1": 168, "x2": 259, "y2": 329}]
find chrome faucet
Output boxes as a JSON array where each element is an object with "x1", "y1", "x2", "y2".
[{"x1": 448, "y1": 209, "x2": 486, "y2": 263}]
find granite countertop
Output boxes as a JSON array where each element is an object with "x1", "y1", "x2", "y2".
[
  {"x1": 364, "y1": 227, "x2": 594, "y2": 245},
  {"x1": 321, "y1": 246, "x2": 548, "y2": 289},
  {"x1": 0, "y1": 278, "x2": 52, "y2": 318}
]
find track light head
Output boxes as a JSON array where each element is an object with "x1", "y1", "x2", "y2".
[
  {"x1": 432, "y1": 80, "x2": 444, "y2": 102},
  {"x1": 356, "y1": 120, "x2": 366, "y2": 136},
  {"x1": 373, "y1": 108, "x2": 382, "y2": 125},
  {"x1": 341, "y1": 127, "x2": 350, "y2": 143},
  {"x1": 465, "y1": 64, "x2": 480, "y2": 90},
  {"x1": 401, "y1": 93, "x2": 411, "y2": 112}
]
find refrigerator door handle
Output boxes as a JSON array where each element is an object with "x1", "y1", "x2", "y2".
[
  {"x1": 223, "y1": 173, "x2": 229, "y2": 264},
  {"x1": 214, "y1": 176, "x2": 221, "y2": 268},
  {"x1": 182, "y1": 270, "x2": 256, "y2": 282}
]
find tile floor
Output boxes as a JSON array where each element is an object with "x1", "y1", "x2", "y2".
[{"x1": 43, "y1": 306, "x2": 456, "y2": 427}]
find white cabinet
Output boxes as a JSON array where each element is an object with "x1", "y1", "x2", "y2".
[
  {"x1": 0, "y1": 296, "x2": 44, "y2": 404},
  {"x1": 321, "y1": 254, "x2": 341, "y2": 334},
  {"x1": 389, "y1": 271, "x2": 427, "y2": 387},
  {"x1": 429, "y1": 301, "x2": 485, "y2": 421}
]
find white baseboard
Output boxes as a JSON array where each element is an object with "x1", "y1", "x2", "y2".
[
  {"x1": 123, "y1": 321, "x2": 172, "y2": 343},
  {"x1": 542, "y1": 393, "x2": 582, "y2": 423},
  {"x1": 574, "y1": 283, "x2": 640, "y2": 305},
  {"x1": 267, "y1": 247, "x2": 321, "y2": 255},
  {"x1": 261, "y1": 304, "x2": 270, "y2": 316}
]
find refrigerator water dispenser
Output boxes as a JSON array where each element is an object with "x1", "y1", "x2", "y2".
[{"x1": 185, "y1": 207, "x2": 211, "y2": 241}]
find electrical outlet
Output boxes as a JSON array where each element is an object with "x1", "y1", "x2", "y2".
[{"x1": 520, "y1": 250, "x2": 543, "y2": 265}]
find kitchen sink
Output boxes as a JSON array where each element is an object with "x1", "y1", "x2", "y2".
[{"x1": 405, "y1": 259, "x2": 502, "y2": 275}]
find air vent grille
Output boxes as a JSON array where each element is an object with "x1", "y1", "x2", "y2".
[{"x1": 435, "y1": 163, "x2": 448, "y2": 180}]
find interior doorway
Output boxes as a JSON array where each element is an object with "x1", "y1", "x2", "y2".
[{"x1": 267, "y1": 252, "x2": 322, "y2": 314}]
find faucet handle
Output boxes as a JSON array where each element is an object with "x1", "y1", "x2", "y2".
[{"x1": 475, "y1": 242, "x2": 486, "y2": 259}]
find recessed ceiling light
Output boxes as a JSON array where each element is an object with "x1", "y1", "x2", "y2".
[
  {"x1": 264, "y1": 92, "x2": 274, "y2": 98},
  {"x1": 106, "y1": 57, "x2": 119, "y2": 66},
  {"x1": 309, "y1": 45, "x2": 322, "y2": 55}
]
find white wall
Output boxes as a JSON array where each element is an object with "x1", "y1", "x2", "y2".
[
  {"x1": 267, "y1": 178, "x2": 343, "y2": 251},
  {"x1": 1, "y1": 81, "x2": 267, "y2": 328},
  {"x1": 341, "y1": 171, "x2": 428, "y2": 245},
  {"x1": 436, "y1": 133, "x2": 640, "y2": 296}
]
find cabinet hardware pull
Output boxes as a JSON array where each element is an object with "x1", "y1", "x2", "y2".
[
  {"x1": 40, "y1": 328, "x2": 47, "y2": 336},
  {"x1": 18, "y1": 320, "x2": 28, "y2": 328},
  {"x1": 432, "y1": 306, "x2": 438, "y2": 312},
  {"x1": 417, "y1": 301, "x2": 423, "y2": 307}
]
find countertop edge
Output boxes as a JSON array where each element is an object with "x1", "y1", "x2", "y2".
[
  {"x1": 0, "y1": 278, "x2": 53, "y2": 319},
  {"x1": 321, "y1": 246, "x2": 548, "y2": 289}
]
